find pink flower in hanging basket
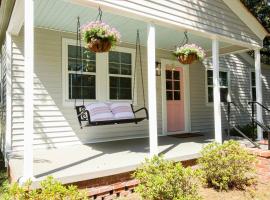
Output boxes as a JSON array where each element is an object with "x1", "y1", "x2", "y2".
[{"x1": 81, "y1": 20, "x2": 121, "y2": 47}]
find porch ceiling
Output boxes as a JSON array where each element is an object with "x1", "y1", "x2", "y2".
[{"x1": 34, "y1": 0, "x2": 231, "y2": 52}]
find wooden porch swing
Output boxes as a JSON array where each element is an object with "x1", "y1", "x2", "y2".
[{"x1": 74, "y1": 18, "x2": 148, "y2": 128}]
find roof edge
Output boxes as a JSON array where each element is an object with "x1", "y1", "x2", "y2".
[{"x1": 223, "y1": 0, "x2": 269, "y2": 40}]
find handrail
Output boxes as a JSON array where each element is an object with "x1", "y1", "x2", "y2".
[
  {"x1": 228, "y1": 101, "x2": 270, "y2": 150},
  {"x1": 248, "y1": 101, "x2": 270, "y2": 112},
  {"x1": 232, "y1": 126, "x2": 261, "y2": 148},
  {"x1": 227, "y1": 101, "x2": 261, "y2": 148}
]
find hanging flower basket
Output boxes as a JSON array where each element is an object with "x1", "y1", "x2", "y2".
[
  {"x1": 87, "y1": 38, "x2": 112, "y2": 53},
  {"x1": 177, "y1": 53, "x2": 198, "y2": 64},
  {"x1": 174, "y1": 44, "x2": 206, "y2": 65},
  {"x1": 81, "y1": 21, "x2": 121, "y2": 53}
]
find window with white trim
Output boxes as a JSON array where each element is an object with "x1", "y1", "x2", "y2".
[
  {"x1": 67, "y1": 45, "x2": 96, "y2": 100},
  {"x1": 251, "y1": 71, "x2": 256, "y2": 101},
  {"x1": 63, "y1": 39, "x2": 136, "y2": 104},
  {"x1": 206, "y1": 69, "x2": 229, "y2": 103},
  {"x1": 109, "y1": 51, "x2": 132, "y2": 100}
]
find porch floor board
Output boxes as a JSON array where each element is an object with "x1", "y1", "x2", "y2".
[{"x1": 8, "y1": 135, "x2": 213, "y2": 185}]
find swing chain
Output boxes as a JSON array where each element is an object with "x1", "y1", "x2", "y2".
[
  {"x1": 177, "y1": 31, "x2": 189, "y2": 48},
  {"x1": 95, "y1": 6, "x2": 103, "y2": 21},
  {"x1": 133, "y1": 30, "x2": 146, "y2": 107},
  {"x1": 74, "y1": 17, "x2": 84, "y2": 108}
]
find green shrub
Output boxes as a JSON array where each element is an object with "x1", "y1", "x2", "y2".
[
  {"x1": 1, "y1": 176, "x2": 88, "y2": 200},
  {"x1": 198, "y1": 140, "x2": 257, "y2": 191},
  {"x1": 133, "y1": 156, "x2": 201, "y2": 200}
]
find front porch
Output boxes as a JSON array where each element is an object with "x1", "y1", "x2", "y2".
[
  {"x1": 4, "y1": 0, "x2": 266, "y2": 184},
  {"x1": 8, "y1": 135, "x2": 213, "y2": 185}
]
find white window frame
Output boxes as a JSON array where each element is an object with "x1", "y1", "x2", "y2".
[
  {"x1": 107, "y1": 47, "x2": 136, "y2": 103},
  {"x1": 62, "y1": 38, "x2": 137, "y2": 106},
  {"x1": 250, "y1": 69, "x2": 256, "y2": 101},
  {"x1": 205, "y1": 67, "x2": 231, "y2": 106}
]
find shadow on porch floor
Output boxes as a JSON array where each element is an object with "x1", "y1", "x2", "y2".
[{"x1": 8, "y1": 135, "x2": 213, "y2": 186}]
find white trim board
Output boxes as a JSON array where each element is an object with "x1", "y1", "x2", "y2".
[
  {"x1": 160, "y1": 59, "x2": 191, "y2": 135},
  {"x1": 61, "y1": 38, "x2": 137, "y2": 107}
]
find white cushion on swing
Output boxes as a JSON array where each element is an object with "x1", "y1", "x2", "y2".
[
  {"x1": 85, "y1": 102, "x2": 114, "y2": 122},
  {"x1": 110, "y1": 102, "x2": 135, "y2": 119}
]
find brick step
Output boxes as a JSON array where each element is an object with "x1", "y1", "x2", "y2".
[{"x1": 67, "y1": 159, "x2": 197, "y2": 199}]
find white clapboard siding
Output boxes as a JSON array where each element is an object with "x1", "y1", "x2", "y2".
[
  {"x1": 191, "y1": 53, "x2": 259, "y2": 135},
  {"x1": 95, "y1": 0, "x2": 260, "y2": 46}
]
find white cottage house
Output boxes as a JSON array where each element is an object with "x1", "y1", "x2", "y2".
[{"x1": 0, "y1": 0, "x2": 269, "y2": 187}]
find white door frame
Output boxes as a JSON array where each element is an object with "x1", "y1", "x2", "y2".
[{"x1": 160, "y1": 59, "x2": 191, "y2": 135}]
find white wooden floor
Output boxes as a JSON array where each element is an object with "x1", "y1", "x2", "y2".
[{"x1": 8, "y1": 135, "x2": 213, "y2": 185}]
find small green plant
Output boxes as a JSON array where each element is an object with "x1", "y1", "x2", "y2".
[
  {"x1": 133, "y1": 156, "x2": 201, "y2": 200},
  {"x1": 1, "y1": 176, "x2": 88, "y2": 200},
  {"x1": 198, "y1": 140, "x2": 257, "y2": 191}
]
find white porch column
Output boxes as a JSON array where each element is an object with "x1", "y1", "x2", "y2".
[
  {"x1": 4, "y1": 32, "x2": 12, "y2": 162},
  {"x1": 255, "y1": 49, "x2": 263, "y2": 140},
  {"x1": 21, "y1": 0, "x2": 34, "y2": 182},
  {"x1": 147, "y1": 23, "x2": 158, "y2": 157},
  {"x1": 212, "y1": 38, "x2": 222, "y2": 143}
]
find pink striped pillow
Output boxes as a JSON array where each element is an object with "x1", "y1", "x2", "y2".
[
  {"x1": 110, "y1": 102, "x2": 135, "y2": 119},
  {"x1": 85, "y1": 103, "x2": 114, "y2": 122}
]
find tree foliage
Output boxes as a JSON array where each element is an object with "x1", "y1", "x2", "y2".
[{"x1": 241, "y1": 0, "x2": 270, "y2": 64}]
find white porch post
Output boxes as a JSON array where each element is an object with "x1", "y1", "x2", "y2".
[
  {"x1": 147, "y1": 23, "x2": 158, "y2": 157},
  {"x1": 21, "y1": 0, "x2": 34, "y2": 182},
  {"x1": 4, "y1": 32, "x2": 12, "y2": 163},
  {"x1": 212, "y1": 38, "x2": 222, "y2": 143},
  {"x1": 255, "y1": 49, "x2": 263, "y2": 140}
]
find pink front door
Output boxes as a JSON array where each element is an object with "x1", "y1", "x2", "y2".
[{"x1": 166, "y1": 67, "x2": 185, "y2": 132}]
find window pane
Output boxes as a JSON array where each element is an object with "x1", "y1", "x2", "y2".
[
  {"x1": 166, "y1": 70, "x2": 172, "y2": 79},
  {"x1": 174, "y1": 81, "x2": 180, "y2": 90},
  {"x1": 109, "y1": 51, "x2": 120, "y2": 63},
  {"x1": 83, "y1": 49, "x2": 95, "y2": 60},
  {"x1": 120, "y1": 77, "x2": 132, "y2": 88},
  {"x1": 251, "y1": 72, "x2": 256, "y2": 86},
  {"x1": 121, "y1": 52, "x2": 131, "y2": 64},
  {"x1": 174, "y1": 91, "x2": 181, "y2": 100},
  {"x1": 109, "y1": 77, "x2": 132, "y2": 100},
  {"x1": 166, "y1": 81, "x2": 172, "y2": 90},
  {"x1": 68, "y1": 58, "x2": 79, "y2": 71},
  {"x1": 219, "y1": 71, "x2": 228, "y2": 86},
  {"x1": 110, "y1": 88, "x2": 118, "y2": 99},
  {"x1": 68, "y1": 45, "x2": 77, "y2": 58},
  {"x1": 83, "y1": 60, "x2": 96, "y2": 72},
  {"x1": 220, "y1": 88, "x2": 228, "y2": 102},
  {"x1": 208, "y1": 87, "x2": 213, "y2": 102},
  {"x1": 68, "y1": 45, "x2": 96, "y2": 61},
  {"x1": 109, "y1": 63, "x2": 120, "y2": 74},
  {"x1": 207, "y1": 70, "x2": 213, "y2": 85},
  {"x1": 166, "y1": 91, "x2": 173, "y2": 100},
  {"x1": 121, "y1": 64, "x2": 132, "y2": 75},
  {"x1": 252, "y1": 88, "x2": 256, "y2": 101},
  {"x1": 120, "y1": 88, "x2": 132, "y2": 99},
  {"x1": 69, "y1": 74, "x2": 96, "y2": 99},
  {"x1": 109, "y1": 51, "x2": 132, "y2": 75},
  {"x1": 173, "y1": 71, "x2": 180, "y2": 80}
]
